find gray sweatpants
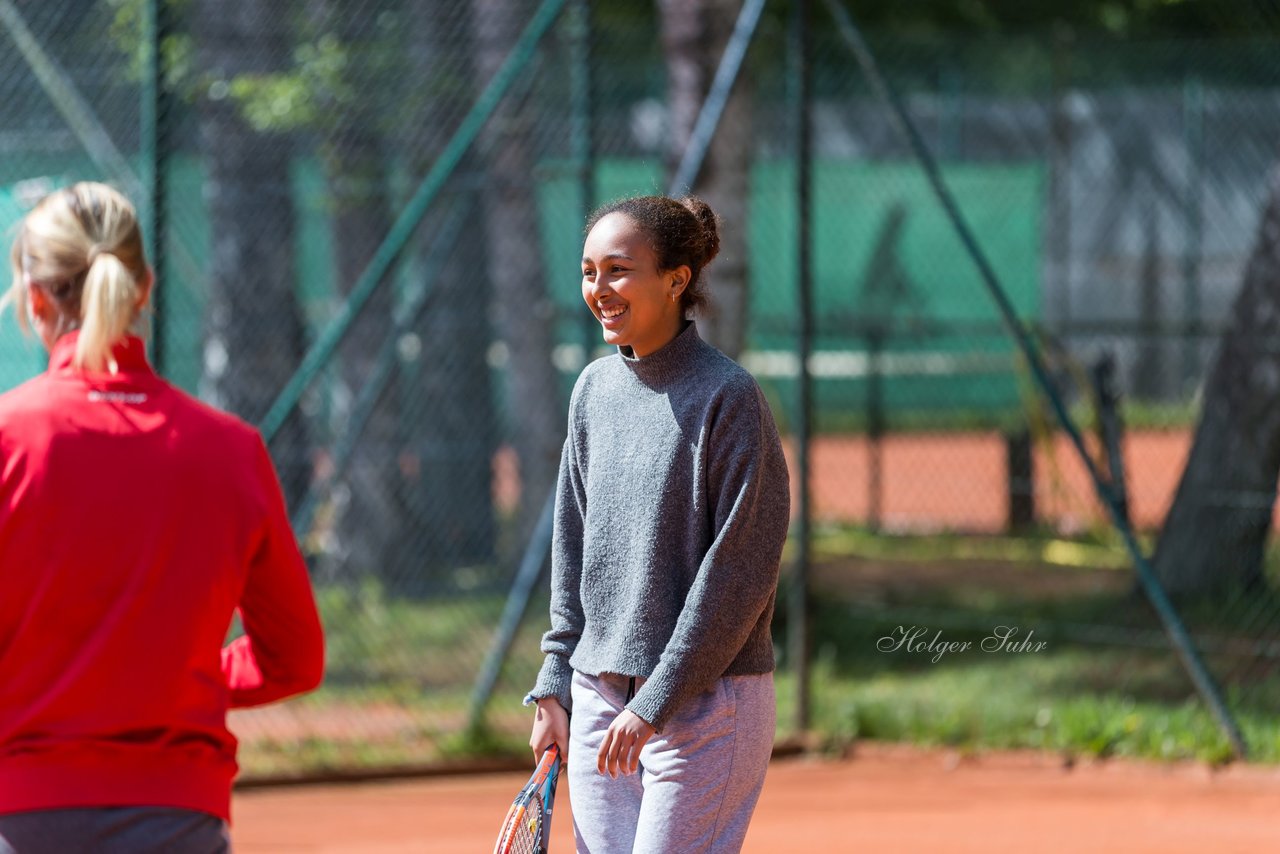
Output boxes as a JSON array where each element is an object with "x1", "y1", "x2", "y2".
[
  {"x1": 0, "y1": 806, "x2": 229, "y2": 854},
  {"x1": 568, "y1": 670, "x2": 775, "y2": 854}
]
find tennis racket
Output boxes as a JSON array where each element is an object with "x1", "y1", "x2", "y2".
[{"x1": 493, "y1": 743, "x2": 563, "y2": 854}]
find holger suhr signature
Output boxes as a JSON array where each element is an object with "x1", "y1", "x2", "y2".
[{"x1": 876, "y1": 625, "x2": 1047, "y2": 663}]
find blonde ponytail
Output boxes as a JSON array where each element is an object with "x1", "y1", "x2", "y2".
[
  {"x1": 77, "y1": 251, "x2": 138, "y2": 372},
  {"x1": 5, "y1": 237, "x2": 28, "y2": 331},
  {"x1": 5, "y1": 182, "x2": 149, "y2": 372}
]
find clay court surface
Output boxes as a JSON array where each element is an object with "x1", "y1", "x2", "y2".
[
  {"x1": 795, "y1": 429, "x2": 1200, "y2": 532},
  {"x1": 231, "y1": 743, "x2": 1280, "y2": 853}
]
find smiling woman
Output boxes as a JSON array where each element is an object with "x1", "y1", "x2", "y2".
[
  {"x1": 580, "y1": 195, "x2": 719, "y2": 357},
  {"x1": 525, "y1": 195, "x2": 791, "y2": 853}
]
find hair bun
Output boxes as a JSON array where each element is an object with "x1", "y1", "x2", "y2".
[{"x1": 680, "y1": 196, "x2": 720, "y2": 267}]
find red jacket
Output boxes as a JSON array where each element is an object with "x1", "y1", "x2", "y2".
[{"x1": 0, "y1": 333, "x2": 324, "y2": 820}]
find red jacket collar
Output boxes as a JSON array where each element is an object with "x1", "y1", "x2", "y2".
[{"x1": 47, "y1": 332, "x2": 153, "y2": 376}]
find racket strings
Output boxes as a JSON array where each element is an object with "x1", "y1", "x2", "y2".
[
  {"x1": 495, "y1": 746, "x2": 559, "y2": 854},
  {"x1": 501, "y1": 797, "x2": 545, "y2": 854}
]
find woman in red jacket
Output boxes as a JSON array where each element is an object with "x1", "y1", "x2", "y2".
[{"x1": 0, "y1": 182, "x2": 324, "y2": 853}]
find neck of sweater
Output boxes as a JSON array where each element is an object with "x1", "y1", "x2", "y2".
[{"x1": 619, "y1": 321, "x2": 699, "y2": 386}]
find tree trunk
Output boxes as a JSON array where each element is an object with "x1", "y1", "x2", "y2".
[
  {"x1": 471, "y1": 0, "x2": 565, "y2": 553},
  {"x1": 658, "y1": 0, "x2": 752, "y2": 359},
  {"x1": 195, "y1": 0, "x2": 311, "y2": 510},
  {"x1": 1152, "y1": 168, "x2": 1280, "y2": 597},
  {"x1": 395, "y1": 0, "x2": 497, "y2": 592},
  {"x1": 318, "y1": 9, "x2": 405, "y2": 586}
]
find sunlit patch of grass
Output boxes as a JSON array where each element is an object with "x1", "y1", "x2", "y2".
[
  {"x1": 775, "y1": 649, "x2": 1273, "y2": 764},
  {"x1": 772, "y1": 559, "x2": 1280, "y2": 764},
  {"x1": 810, "y1": 524, "x2": 1140, "y2": 570}
]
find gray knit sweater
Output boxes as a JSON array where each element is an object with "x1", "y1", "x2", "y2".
[{"x1": 529, "y1": 322, "x2": 791, "y2": 732}]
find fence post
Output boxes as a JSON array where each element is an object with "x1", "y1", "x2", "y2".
[
  {"x1": 1181, "y1": 73, "x2": 1204, "y2": 390},
  {"x1": 670, "y1": 0, "x2": 767, "y2": 194},
  {"x1": 867, "y1": 326, "x2": 885, "y2": 532},
  {"x1": 1048, "y1": 26, "x2": 1073, "y2": 335},
  {"x1": 142, "y1": 0, "x2": 172, "y2": 374},
  {"x1": 789, "y1": 0, "x2": 814, "y2": 735},
  {"x1": 1092, "y1": 352, "x2": 1129, "y2": 526},
  {"x1": 1005, "y1": 428, "x2": 1035, "y2": 532},
  {"x1": 570, "y1": 0, "x2": 597, "y2": 357}
]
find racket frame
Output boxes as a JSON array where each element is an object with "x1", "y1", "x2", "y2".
[{"x1": 494, "y1": 743, "x2": 562, "y2": 854}]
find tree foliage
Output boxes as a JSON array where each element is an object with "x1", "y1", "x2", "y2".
[{"x1": 824, "y1": 0, "x2": 1280, "y2": 38}]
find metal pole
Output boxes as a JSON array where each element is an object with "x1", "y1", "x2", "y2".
[
  {"x1": 467, "y1": 491, "x2": 556, "y2": 733},
  {"x1": 259, "y1": 0, "x2": 568, "y2": 444},
  {"x1": 670, "y1": 0, "x2": 768, "y2": 194},
  {"x1": 143, "y1": 0, "x2": 171, "y2": 374},
  {"x1": 1049, "y1": 28, "x2": 1072, "y2": 341},
  {"x1": 790, "y1": 0, "x2": 814, "y2": 735},
  {"x1": 141, "y1": 0, "x2": 155, "y2": 254},
  {"x1": 289, "y1": 200, "x2": 475, "y2": 538},
  {"x1": 821, "y1": 0, "x2": 1247, "y2": 759},
  {"x1": 867, "y1": 327, "x2": 883, "y2": 532},
  {"x1": 0, "y1": 0, "x2": 142, "y2": 201},
  {"x1": 1181, "y1": 73, "x2": 1203, "y2": 392},
  {"x1": 0, "y1": 0, "x2": 202, "y2": 317},
  {"x1": 570, "y1": 0, "x2": 598, "y2": 359}
]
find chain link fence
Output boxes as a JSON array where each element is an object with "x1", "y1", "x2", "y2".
[
  {"x1": 795, "y1": 18, "x2": 1280, "y2": 760},
  {"x1": 3, "y1": 0, "x2": 1280, "y2": 774}
]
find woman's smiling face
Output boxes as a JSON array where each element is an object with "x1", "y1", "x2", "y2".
[{"x1": 581, "y1": 212, "x2": 687, "y2": 358}]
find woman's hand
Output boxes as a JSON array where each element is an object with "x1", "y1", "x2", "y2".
[
  {"x1": 530, "y1": 697, "x2": 569, "y2": 762},
  {"x1": 597, "y1": 709, "x2": 656, "y2": 778}
]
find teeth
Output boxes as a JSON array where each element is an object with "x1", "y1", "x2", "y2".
[{"x1": 601, "y1": 305, "x2": 627, "y2": 319}]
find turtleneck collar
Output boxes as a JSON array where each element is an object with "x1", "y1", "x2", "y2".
[
  {"x1": 47, "y1": 331, "x2": 153, "y2": 378},
  {"x1": 618, "y1": 320, "x2": 702, "y2": 384}
]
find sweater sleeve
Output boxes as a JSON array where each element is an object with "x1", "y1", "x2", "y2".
[
  {"x1": 222, "y1": 437, "x2": 325, "y2": 708},
  {"x1": 526, "y1": 411, "x2": 589, "y2": 713},
  {"x1": 627, "y1": 384, "x2": 790, "y2": 731}
]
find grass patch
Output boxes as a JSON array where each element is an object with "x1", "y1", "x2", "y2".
[
  {"x1": 811, "y1": 523, "x2": 1141, "y2": 570},
  {"x1": 774, "y1": 527, "x2": 1280, "y2": 764},
  {"x1": 776, "y1": 650, "x2": 1265, "y2": 765},
  {"x1": 232, "y1": 578, "x2": 548, "y2": 777}
]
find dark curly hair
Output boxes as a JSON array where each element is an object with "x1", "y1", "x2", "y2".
[{"x1": 586, "y1": 195, "x2": 721, "y2": 314}]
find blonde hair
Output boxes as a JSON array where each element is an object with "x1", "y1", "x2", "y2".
[{"x1": 6, "y1": 182, "x2": 149, "y2": 372}]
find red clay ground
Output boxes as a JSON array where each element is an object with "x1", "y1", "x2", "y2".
[
  {"x1": 795, "y1": 429, "x2": 1200, "y2": 533},
  {"x1": 231, "y1": 743, "x2": 1280, "y2": 852}
]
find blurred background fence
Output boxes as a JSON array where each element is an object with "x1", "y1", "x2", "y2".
[{"x1": 3, "y1": 0, "x2": 1280, "y2": 775}]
